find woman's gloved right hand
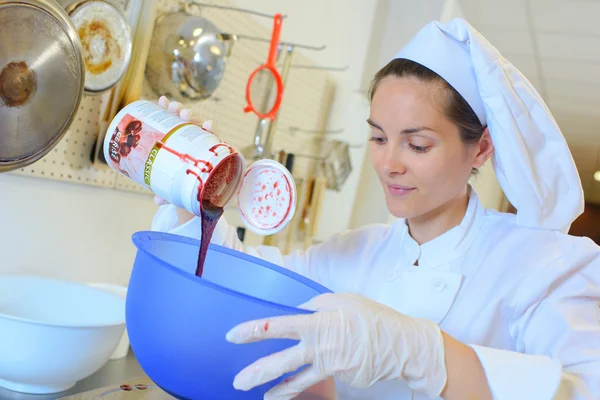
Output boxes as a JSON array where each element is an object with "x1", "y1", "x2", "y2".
[
  {"x1": 153, "y1": 95, "x2": 214, "y2": 210},
  {"x1": 150, "y1": 96, "x2": 244, "y2": 252}
]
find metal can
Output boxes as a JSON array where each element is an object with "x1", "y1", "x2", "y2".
[{"x1": 104, "y1": 100, "x2": 296, "y2": 235}]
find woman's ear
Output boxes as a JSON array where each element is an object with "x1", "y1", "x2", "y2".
[{"x1": 473, "y1": 127, "x2": 494, "y2": 168}]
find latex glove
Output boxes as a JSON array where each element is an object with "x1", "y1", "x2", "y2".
[
  {"x1": 226, "y1": 293, "x2": 447, "y2": 400},
  {"x1": 157, "y1": 95, "x2": 212, "y2": 128},
  {"x1": 153, "y1": 96, "x2": 214, "y2": 207}
]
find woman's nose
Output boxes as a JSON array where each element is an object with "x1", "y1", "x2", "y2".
[{"x1": 381, "y1": 146, "x2": 407, "y2": 176}]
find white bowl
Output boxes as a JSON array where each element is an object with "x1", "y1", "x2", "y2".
[
  {"x1": 88, "y1": 283, "x2": 129, "y2": 360},
  {"x1": 0, "y1": 275, "x2": 125, "y2": 394}
]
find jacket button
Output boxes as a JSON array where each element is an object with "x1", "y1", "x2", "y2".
[
  {"x1": 431, "y1": 278, "x2": 447, "y2": 292},
  {"x1": 387, "y1": 269, "x2": 399, "y2": 282}
]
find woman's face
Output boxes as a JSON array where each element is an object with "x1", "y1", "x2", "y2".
[{"x1": 369, "y1": 76, "x2": 492, "y2": 220}]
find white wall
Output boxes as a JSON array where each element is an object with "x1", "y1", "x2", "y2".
[
  {"x1": 0, "y1": 174, "x2": 156, "y2": 285},
  {"x1": 0, "y1": 0, "x2": 380, "y2": 283},
  {"x1": 350, "y1": 0, "x2": 447, "y2": 229},
  {"x1": 440, "y1": 0, "x2": 463, "y2": 22},
  {"x1": 350, "y1": 0, "x2": 505, "y2": 228}
]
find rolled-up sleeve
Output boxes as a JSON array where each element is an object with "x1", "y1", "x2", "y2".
[
  {"x1": 471, "y1": 240, "x2": 600, "y2": 399},
  {"x1": 470, "y1": 345, "x2": 563, "y2": 399}
]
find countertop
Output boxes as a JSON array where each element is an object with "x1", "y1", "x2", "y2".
[
  {"x1": 0, "y1": 351, "x2": 146, "y2": 400},
  {"x1": 0, "y1": 352, "x2": 333, "y2": 400}
]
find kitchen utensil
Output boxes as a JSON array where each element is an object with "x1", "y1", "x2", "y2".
[
  {"x1": 244, "y1": 13, "x2": 284, "y2": 121},
  {"x1": 262, "y1": 44, "x2": 294, "y2": 156},
  {"x1": 296, "y1": 175, "x2": 328, "y2": 246},
  {"x1": 88, "y1": 283, "x2": 129, "y2": 360},
  {"x1": 285, "y1": 152, "x2": 295, "y2": 172},
  {"x1": 240, "y1": 43, "x2": 284, "y2": 161},
  {"x1": 299, "y1": 176, "x2": 315, "y2": 239},
  {"x1": 284, "y1": 176, "x2": 304, "y2": 253},
  {"x1": 242, "y1": 43, "x2": 294, "y2": 162},
  {"x1": 0, "y1": 0, "x2": 85, "y2": 173},
  {"x1": 119, "y1": 0, "x2": 151, "y2": 107},
  {"x1": 319, "y1": 140, "x2": 352, "y2": 190},
  {"x1": 58, "y1": 0, "x2": 132, "y2": 94},
  {"x1": 90, "y1": 0, "x2": 152, "y2": 168},
  {"x1": 127, "y1": 231, "x2": 331, "y2": 400},
  {"x1": 0, "y1": 275, "x2": 125, "y2": 394},
  {"x1": 145, "y1": 11, "x2": 236, "y2": 101},
  {"x1": 277, "y1": 149, "x2": 285, "y2": 164},
  {"x1": 309, "y1": 176, "x2": 327, "y2": 237},
  {"x1": 241, "y1": 118, "x2": 267, "y2": 160}
]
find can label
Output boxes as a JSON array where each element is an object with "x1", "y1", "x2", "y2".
[{"x1": 106, "y1": 112, "x2": 190, "y2": 187}]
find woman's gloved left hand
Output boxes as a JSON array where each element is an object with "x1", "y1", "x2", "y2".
[{"x1": 226, "y1": 293, "x2": 448, "y2": 400}]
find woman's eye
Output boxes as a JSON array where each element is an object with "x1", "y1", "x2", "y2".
[
  {"x1": 408, "y1": 143, "x2": 430, "y2": 153},
  {"x1": 369, "y1": 137, "x2": 387, "y2": 145}
]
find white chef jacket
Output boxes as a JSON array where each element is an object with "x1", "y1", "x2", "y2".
[{"x1": 152, "y1": 188, "x2": 600, "y2": 399}]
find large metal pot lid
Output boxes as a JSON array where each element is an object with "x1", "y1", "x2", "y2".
[
  {"x1": 146, "y1": 12, "x2": 231, "y2": 101},
  {"x1": 0, "y1": 0, "x2": 85, "y2": 172},
  {"x1": 66, "y1": 0, "x2": 132, "y2": 93}
]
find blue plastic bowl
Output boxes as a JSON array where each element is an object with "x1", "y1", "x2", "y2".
[{"x1": 126, "y1": 231, "x2": 332, "y2": 400}]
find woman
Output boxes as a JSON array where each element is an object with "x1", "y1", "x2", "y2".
[{"x1": 152, "y1": 19, "x2": 600, "y2": 399}]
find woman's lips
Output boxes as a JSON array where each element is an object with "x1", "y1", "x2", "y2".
[{"x1": 387, "y1": 184, "x2": 415, "y2": 196}]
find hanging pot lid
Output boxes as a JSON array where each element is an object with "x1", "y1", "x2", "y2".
[
  {"x1": 63, "y1": 0, "x2": 132, "y2": 93},
  {"x1": 0, "y1": 0, "x2": 85, "y2": 172}
]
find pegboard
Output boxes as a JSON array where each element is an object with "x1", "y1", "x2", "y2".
[{"x1": 10, "y1": 0, "x2": 336, "y2": 196}]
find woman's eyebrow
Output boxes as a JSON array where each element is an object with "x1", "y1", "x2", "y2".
[{"x1": 367, "y1": 119, "x2": 435, "y2": 135}]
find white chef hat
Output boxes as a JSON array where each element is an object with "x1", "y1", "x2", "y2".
[{"x1": 394, "y1": 18, "x2": 584, "y2": 233}]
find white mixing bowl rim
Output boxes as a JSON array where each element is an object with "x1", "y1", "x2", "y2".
[{"x1": 0, "y1": 275, "x2": 126, "y2": 329}]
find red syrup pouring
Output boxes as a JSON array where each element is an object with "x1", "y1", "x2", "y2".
[
  {"x1": 197, "y1": 199, "x2": 225, "y2": 277},
  {"x1": 156, "y1": 141, "x2": 242, "y2": 277}
]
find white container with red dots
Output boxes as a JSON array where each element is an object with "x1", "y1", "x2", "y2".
[{"x1": 103, "y1": 100, "x2": 296, "y2": 235}]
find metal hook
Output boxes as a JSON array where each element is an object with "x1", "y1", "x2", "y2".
[
  {"x1": 289, "y1": 127, "x2": 344, "y2": 135},
  {"x1": 284, "y1": 42, "x2": 326, "y2": 51},
  {"x1": 235, "y1": 34, "x2": 326, "y2": 51},
  {"x1": 286, "y1": 64, "x2": 349, "y2": 72},
  {"x1": 188, "y1": 1, "x2": 288, "y2": 19},
  {"x1": 292, "y1": 153, "x2": 324, "y2": 161}
]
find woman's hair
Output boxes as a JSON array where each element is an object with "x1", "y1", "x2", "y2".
[{"x1": 369, "y1": 58, "x2": 484, "y2": 146}]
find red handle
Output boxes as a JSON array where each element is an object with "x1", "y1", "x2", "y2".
[
  {"x1": 266, "y1": 14, "x2": 284, "y2": 67},
  {"x1": 244, "y1": 13, "x2": 285, "y2": 121}
]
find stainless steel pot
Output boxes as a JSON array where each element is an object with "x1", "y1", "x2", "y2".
[
  {"x1": 0, "y1": 0, "x2": 85, "y2": 172},
  {"x1": 58, "y1": 0, "x2": 132, "y2": 94},
  {"x1": 145, "y1": 11, "x2": 236, "y2": 101}
]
